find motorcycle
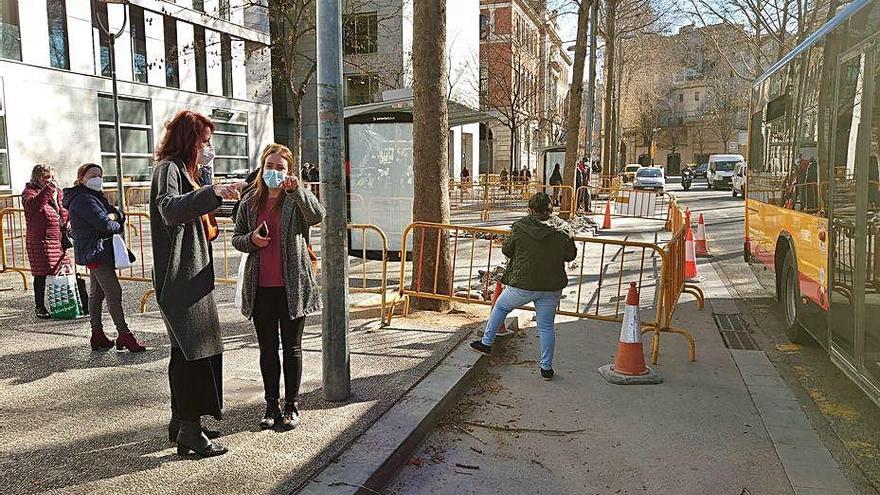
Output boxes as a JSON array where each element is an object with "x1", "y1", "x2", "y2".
[{"x1": 681, "y1": 168, "x2": 694, "y2": 191}]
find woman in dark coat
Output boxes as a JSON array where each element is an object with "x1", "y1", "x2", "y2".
[
  {"x1": 150, "y1": 110, "x2": 244, "y2": 457},
  {"x1": 233, "y1": 144, "x2": 324, "y2": 430},
  {"x1": 22, "y1": 164, "x2": 69, "y2": 318},
  {"x1": 63, "y1": 163, "x2": 145, "y2": 352}
]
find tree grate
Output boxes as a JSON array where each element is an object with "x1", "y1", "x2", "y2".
[{"x1": 713, "y1": 313, "x2": 757, "y2": 350}]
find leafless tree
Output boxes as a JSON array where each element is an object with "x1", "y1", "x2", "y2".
[
  {"x1": 480, "y1": 30, "x2": 544, "y2": 173},
  {"x1": 703, "y1": 77, "x2": 748, "y2": 149},
  {"x1": 686, "y1": 0, "x2": 838, "y2": 81}
]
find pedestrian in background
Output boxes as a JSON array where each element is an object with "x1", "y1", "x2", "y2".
[
  {"x1": 150, "y1": 110, "x2": 244, "y2": 458},
  {"x1": 23, "y1": 164, "x2": 70, "y2": 319},
  {"x1": 308, "y1": 164, "x2": 319, "y2": 183},
  {"x1": 549, "y1": 163, "x2": 563, "y2": 206},
  {"x1": 500, "y1": 168, "x2": 509, "y2": 193},
  {"x1": 64, "y1": 164, "x2": 145, "y2": 352},
  {"x1": 233, "y1": 143, "x2": 325, "y2": 431},
  {"x1": 470, "y1": 192, "x2": 576, "y2": 381}
]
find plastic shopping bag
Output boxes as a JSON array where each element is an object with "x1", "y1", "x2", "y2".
[
  {"x1": 112, "y1": 234, "x2": 136, "y2": 270},
  {"x1": 233, "y1": 254, "x2": 248, "y2": 309},
  {"x1": 47, "y1": 269, "x2": 83, "y2": 319}
]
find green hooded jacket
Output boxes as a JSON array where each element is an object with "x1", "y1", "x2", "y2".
[{"x1": 501, "y1": 214, "x2": 577, "y2": 291}]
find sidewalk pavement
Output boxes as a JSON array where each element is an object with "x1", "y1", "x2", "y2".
[
  {"x1": 0, "y1": 278, "x2": 485, "y2": 495},
  {"x1": 386, "y1": 249, "x2": 855, "y2": 494}
]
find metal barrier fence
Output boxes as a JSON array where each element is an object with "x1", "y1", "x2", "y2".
[
  {"x1": 387, "y1": 220, "x2": 702, "y2": 363},
  {"x1": 0, "y1": 207, "x2": 155, "y2": 309},
  {"x1": 575, "y1": 186, "x2": 674, "y2": 223}
]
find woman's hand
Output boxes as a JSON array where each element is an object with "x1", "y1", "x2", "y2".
[
  {"x1": 213, "y1": 182, "x2": 244, "y2": 200},
  {"x1": 281, "y1": 174, "x2": 300, "y2": 191},
  {"x1": 251, "y1": 227, "x2": 271, "y2": 248}
]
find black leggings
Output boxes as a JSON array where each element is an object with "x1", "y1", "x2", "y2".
[
  {"x1": 253, "y1": 287, "x2": 305, "y2": 404},
  {"x1": 33, "y1": 275, "x2": 46, "y2": 310}
]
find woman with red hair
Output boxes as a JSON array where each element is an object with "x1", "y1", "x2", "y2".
[{"x1": 149, "y1": 110, "x2": 244, "y2": 457}]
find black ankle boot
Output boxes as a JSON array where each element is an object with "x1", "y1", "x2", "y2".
[
  {"x1": 176, "y1": 420, "x2": 228, "y2": 457},
  {"x1": 168, "y1": 417, "x2": 221, "y2": 443}
]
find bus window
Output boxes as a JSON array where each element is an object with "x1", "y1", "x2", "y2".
[
  {"x1": 829, "y1": 50, "x2": 866, "y2": 359},
  {"x1": 863, "y1": 47, "x2": 880, "y2": 382}
]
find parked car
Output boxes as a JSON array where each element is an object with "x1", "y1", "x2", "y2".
[
  {"x1": 707, "y1": 154, "x2": 744, "y2": 190},
  {"x1": 694, "y1": 163, "x2": 708, "y2": 179},
  {"x1": 633, "y1": 166, "x2": 665, "y2": 192},
  {"x1": 732, "y1": 161, "x2": 747, "y2": 198},
  {"x1": 623, "y1": 164, "x2": 641, "y2": 183}
]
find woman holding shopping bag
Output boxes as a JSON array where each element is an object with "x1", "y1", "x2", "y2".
[
  {"x1": 63, "y1": 163, "x2": 145, "y2": 352},
  {"x1": 22, "y1": 164, "x2": 70, "y2": 319},
  {"x1": 233, "y1": 143, "x2": 324, "y2": 430},
  {"x1": 150, "y1": 110, "x2": 244, "y2": 457}
]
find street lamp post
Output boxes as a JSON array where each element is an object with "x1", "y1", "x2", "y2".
[{"x1": 93, "y1": 0, "x2": 129, "y2": 216}]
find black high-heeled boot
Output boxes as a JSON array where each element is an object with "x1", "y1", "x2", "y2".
[
  {"x1": 176, "y1": 420, "x2": 228, "y2": 457},
  {"x1": 168, "y1": 417, "x2": 221, "y2": 443}
]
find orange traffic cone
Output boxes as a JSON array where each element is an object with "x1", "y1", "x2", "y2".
[
  {"x1": 598, "y1": 282, "x2": 662, "y2": 384},
  {"x1": 492, "y1": 280, "x2": 513, "y2": 337},
  {"x1": 695, "y1": 213, "x2": 709, "y2": 256},
  {"x1": 685, "y1": 228, "x2": 699, "y2": 280},
  {"x1": 602, "y1": 198, "x2": 612, "y2": 229}
]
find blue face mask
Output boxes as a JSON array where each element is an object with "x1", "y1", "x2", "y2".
[{"x1": 262, "y1": 169, "x2": 285, "y2": 189}]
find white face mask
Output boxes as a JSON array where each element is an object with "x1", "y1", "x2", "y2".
[
  {"x1": 199, "y1": 145, "x2": 215, "y2": 165},
  {"x1": 85, "y1": 177, "x2": 103, "y2": 192}
]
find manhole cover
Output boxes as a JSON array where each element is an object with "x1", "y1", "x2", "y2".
[{"x1": 713, "y1": 313, "x2": 757, "y2": 350}]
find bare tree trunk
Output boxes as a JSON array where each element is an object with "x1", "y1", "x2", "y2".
[
  {"x1": 509, "y1": 125, "x2": 517, "y2": 174},
  {"x1": 289, "y1": 90, "x2": 304, "y2": 172},
  {"x1": 601, "y1": 0, "x2": 617, "y2": 175},
  {"x1": 560, "y1": 0, "x2": 590, "y2": 219},
  {"x1": 411, "y1": 0, "x2": 452, "y2": 311}
]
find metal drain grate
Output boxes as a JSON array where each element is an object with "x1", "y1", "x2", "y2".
[{"x1": 713, "y1": 313, "x2": 757, "y2": 350}]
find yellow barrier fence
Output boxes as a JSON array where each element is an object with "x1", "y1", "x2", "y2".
[
  {"x1": 0, "y1": 207, "x2": 156, "y2": 309},
  {"x1": 387, "y1": 220, "x2": 702, "y2": 364}
]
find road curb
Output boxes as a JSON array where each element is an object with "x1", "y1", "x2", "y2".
[{"x1": 299, "y1": 311, "x2": 526, "y2": 495}]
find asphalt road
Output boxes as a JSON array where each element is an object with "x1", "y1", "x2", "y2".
[{"x1": 672, "y1": 177, "x2": 880, "y2": 494}]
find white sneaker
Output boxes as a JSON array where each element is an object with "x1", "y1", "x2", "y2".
[{"x1": 494, "y1": 326, "x2": 514, "y2": 337}]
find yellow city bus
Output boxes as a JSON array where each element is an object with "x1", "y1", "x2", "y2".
[{"x1": 745, "y1": 0, "x2": 880, "y2": 403}]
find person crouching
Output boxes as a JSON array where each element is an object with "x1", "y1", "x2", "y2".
[{"x1": 470, "y1": 192, "x2": 576, "y2": 380}]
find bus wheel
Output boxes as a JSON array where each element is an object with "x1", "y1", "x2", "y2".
[{"x1": 780, "y1": 252, "x2": 808, "y2": 343}]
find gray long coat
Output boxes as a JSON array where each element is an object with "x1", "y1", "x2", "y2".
[
  {"x1": 150, "y1": 160, "x2": 223, "y2": 361},
  {"x1": 232, "y1": 187, "x2": 325, "y2": 320}
]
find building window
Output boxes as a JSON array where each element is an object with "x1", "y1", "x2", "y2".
[
  {"x1": 219, "y1": 0, "x2": 230, "y2": 20},
  {"x1": 694, "y1": 91, "x2": 700, "y2": 101},
  {"x1": 130, "y1": 5, "x2": 147, "y2": 83},
  {"x1": 164, "y1": 17, "x2": 178, "y2": 88},
  {"x1": 47, "y1": 0, "x2": 70, "y2": 69},
  {"x1": 0, "y1": 0, "x2": 21, "y2": 61},
  {"x1": 212, "y1": 113, "x2": 248, "y2": 175},
  {"x1": 97, "y1": 94, "x2": 153, "y2": 182},
  {"x1": 193, "y1": 0, "x2": 205, "y2": 12},
  {"x1": 343, "y1": 13, "x2": 377, "y2": 55},
  {"x1": 345, "y1": 75, "x2": 379, "y2": 105},
  {"x1": 221, "y1": 33, "x2": 233, "y2": 97},
  {"x1": 193, "y1": 25, "x2": 208, "y2": 93},
  {"x1": 479, "y1": 13, "x2": 489, "y2": 39},
  {"x1": 678, "y1": 93, "x2": 683, "y2": 102},
  {"x1": 93, "y1": 3, "x2": 111, "y2": 77},
  {"x1": 0, "y1": 82, "x2": 10, "y2": 187}
]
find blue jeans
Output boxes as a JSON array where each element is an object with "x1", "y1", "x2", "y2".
[{"x1": 481, "y1": 286, "x2": 562, "y2": 370}]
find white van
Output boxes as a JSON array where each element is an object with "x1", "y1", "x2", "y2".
[
  {"x1": 731, "y1": 161, "x2": 747, "y2": 198},
  {"x1": 707, "y1": 154, "x2": 745, "y2": 190}
]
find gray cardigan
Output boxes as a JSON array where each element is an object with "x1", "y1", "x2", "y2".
[
  {"x1": 232, "y1": 187, "x2": 325, "y2": 320},
  {"x1": 150, "y1": 160, "x2": 223, "y2": 361}
]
